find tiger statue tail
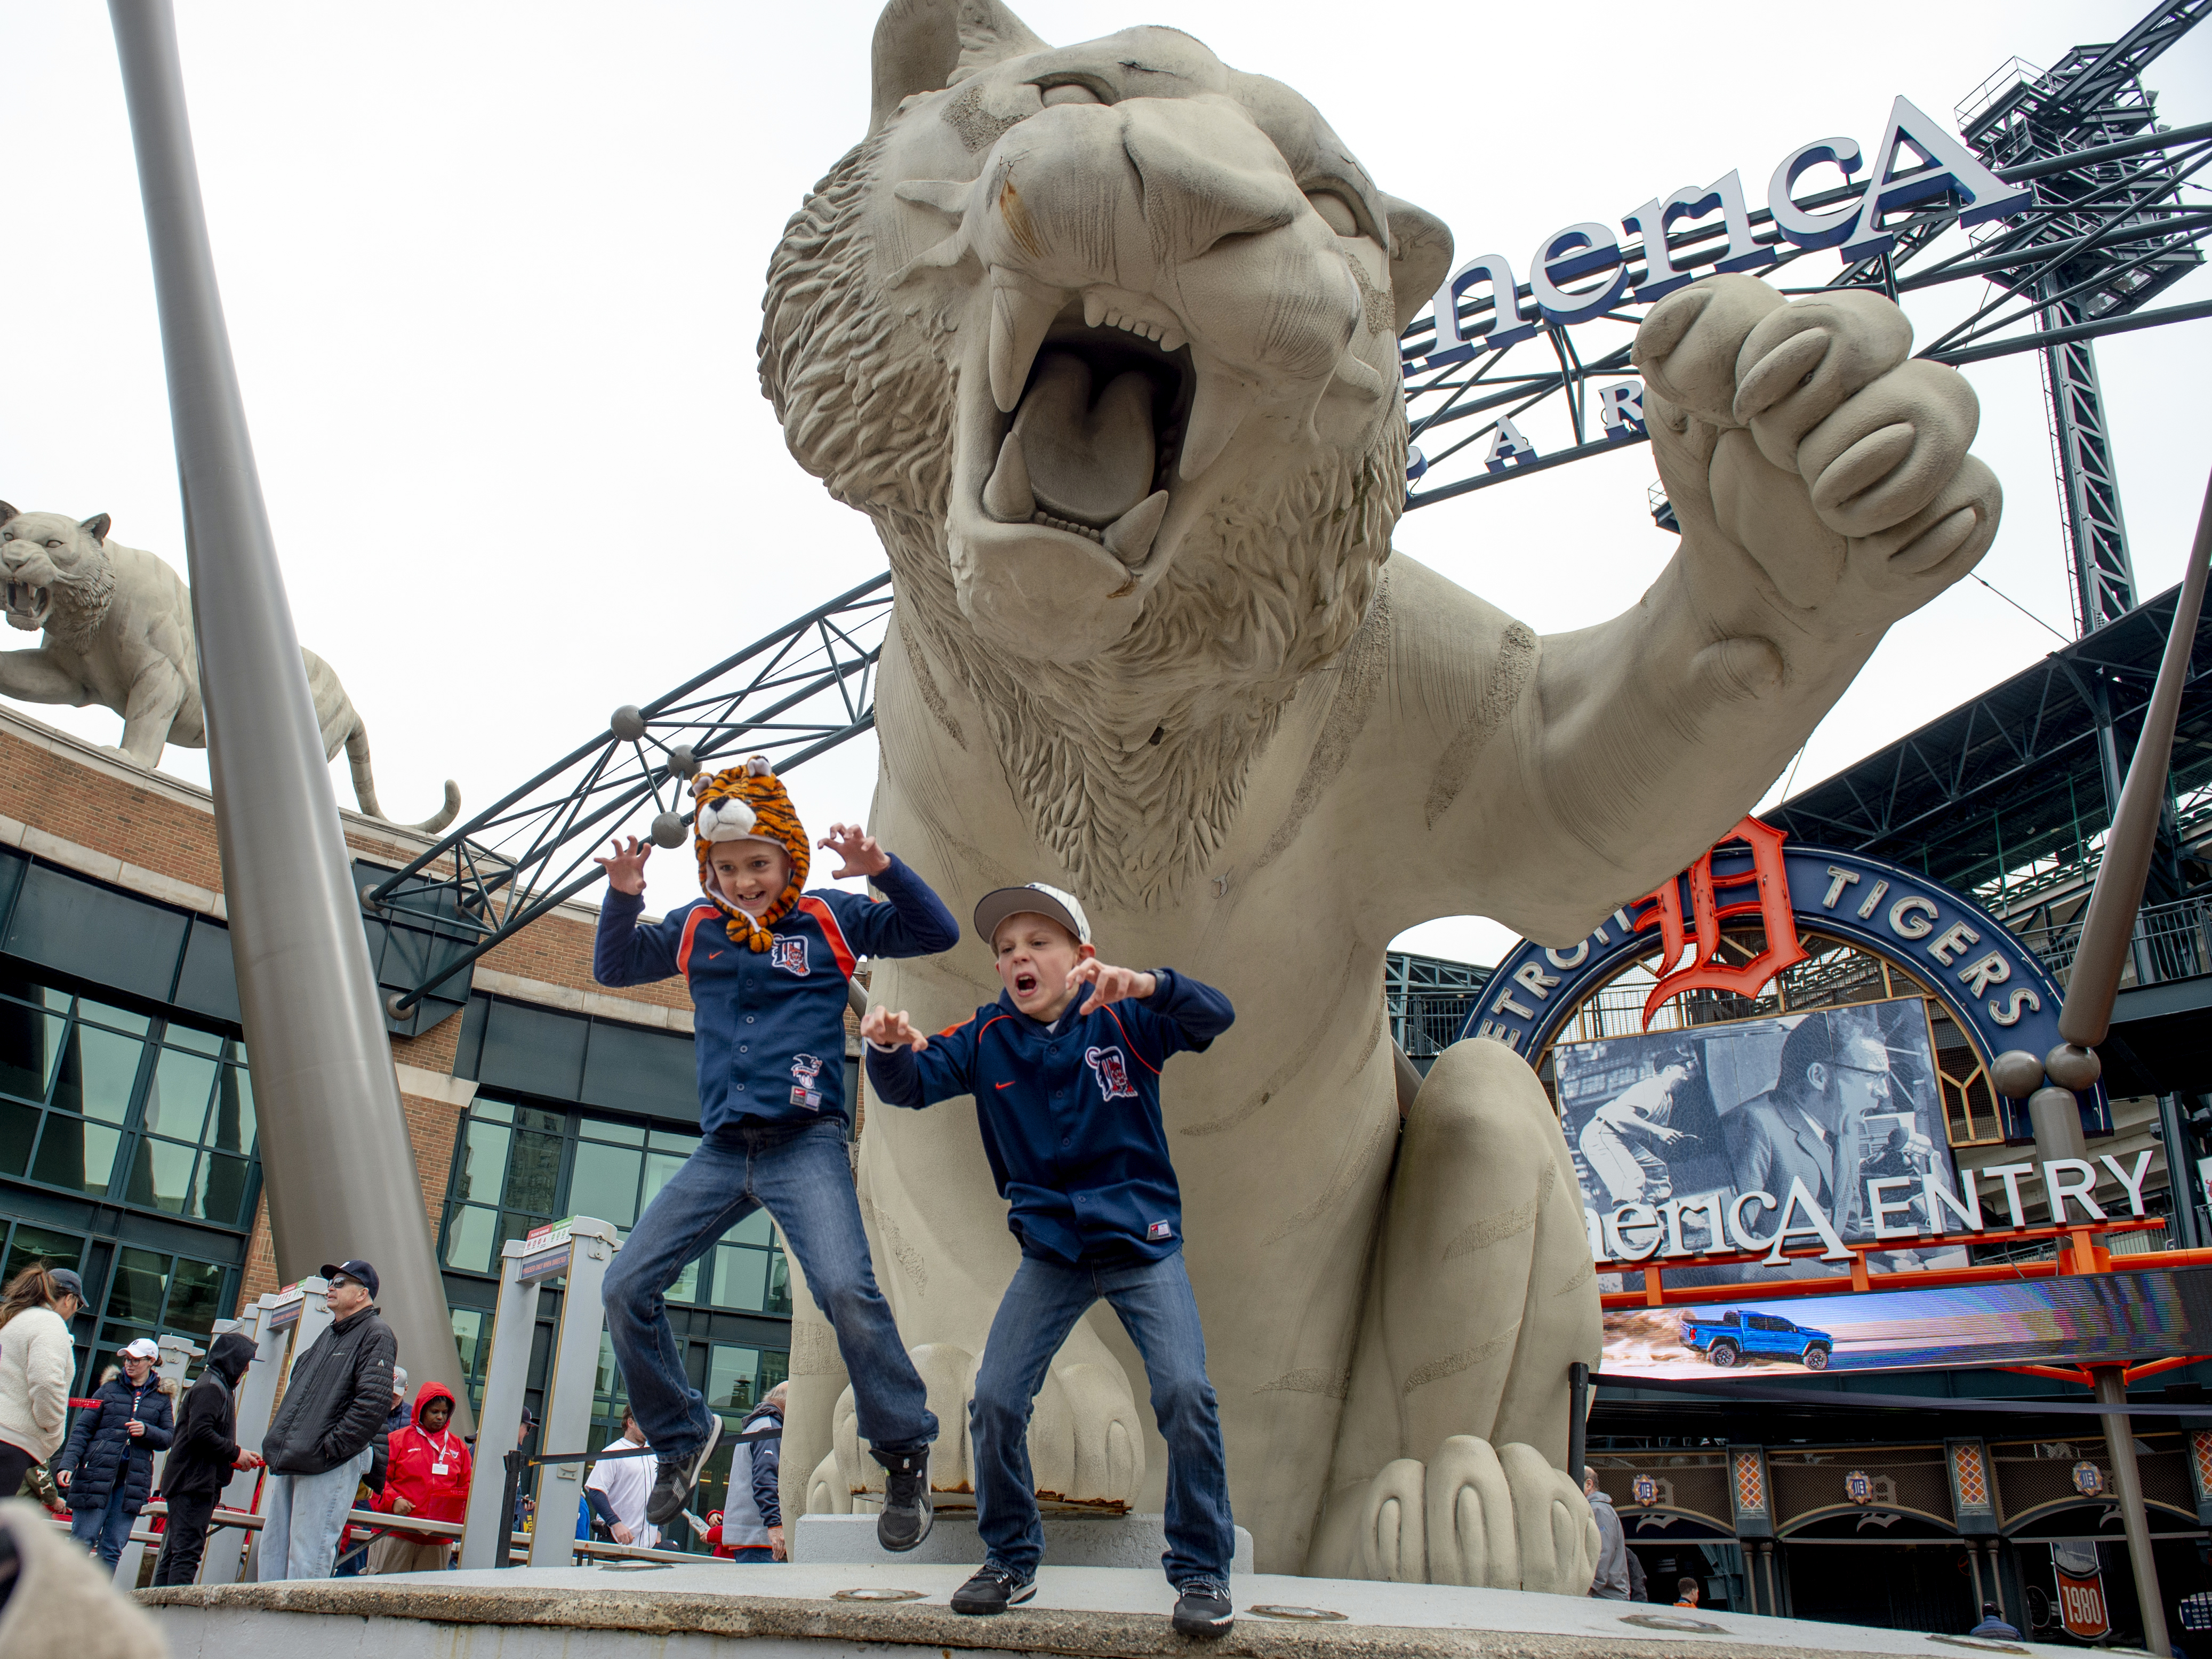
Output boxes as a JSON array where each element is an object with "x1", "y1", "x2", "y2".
[{"x1": 304, "y1": 650, "x2": 462, "y2": 835}]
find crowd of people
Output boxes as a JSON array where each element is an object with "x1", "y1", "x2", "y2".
[{"x1": 0, "y1": 1251, "x2": 780, "y2": 1585}]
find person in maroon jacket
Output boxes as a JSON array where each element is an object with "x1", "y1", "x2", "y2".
[{"x1": 367, "y1": 1381, "x2": 472, "y2": 1573}]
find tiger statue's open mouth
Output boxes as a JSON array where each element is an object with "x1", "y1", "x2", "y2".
[
  {"x1": 4, "y1": 580, "x2": 53, "y2": 633},
  {"x1": 764, "y1": 20, "x2": 1453, "y2": 672}
]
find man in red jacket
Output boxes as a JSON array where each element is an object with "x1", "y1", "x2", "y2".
[{"x1": 366, "y1": 1381, "x2": 471, "y2": 1573}]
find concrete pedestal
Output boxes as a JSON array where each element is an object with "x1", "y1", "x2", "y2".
[
  {"x1": 792, "y1": 1511, "x2": 1255, "y2": 1573},
  {"x1": 138, "y1": 1562, "x2": 2080, "y2": 1657}
]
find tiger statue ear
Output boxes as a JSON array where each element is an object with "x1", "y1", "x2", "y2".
[
  {"x1": 870, "y1": 0, "x2": 1049, "y2": 135},
  {"x1": 80, "y1": 514, "x2": 111, "y2": 543},
  {"x1": 0, "y1": 503, "x2": 17, "y2": 526},
  {"x1": 1382, "y1": 195, "x2": 1455, "y2": 334}
]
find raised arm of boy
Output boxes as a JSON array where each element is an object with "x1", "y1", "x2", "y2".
[
  {"x1": 592, "y1": 835, "x2": 682, "y2": 987},
  {"x1": 811, "y1": 824, "x2": 959, "y2": 958}
]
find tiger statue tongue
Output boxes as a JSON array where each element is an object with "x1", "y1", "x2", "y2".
[{"x1": 762, "y1": 0, "x2": 2000, "y2": 1590}]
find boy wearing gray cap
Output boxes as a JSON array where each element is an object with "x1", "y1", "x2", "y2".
[{"x1": 864, "y1": 883, "x2": 1238, "y2": 1638}]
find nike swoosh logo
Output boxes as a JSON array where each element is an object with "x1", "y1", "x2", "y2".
[
  {"x1": 709, "y1": 951, "x2": 725, "y2": 960},
  {"x1": 996, "y1": 1081, "x2": 1015, "y2": 1089}
]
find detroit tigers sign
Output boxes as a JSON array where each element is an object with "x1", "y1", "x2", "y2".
[{"x1": 1469, "y1": 817, "x2": 2110, "y2": 1141}]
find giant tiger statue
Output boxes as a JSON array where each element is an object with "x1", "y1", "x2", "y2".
[
  {"x1": 0, "y1": 505, "x2": 460, "y2": 834},
  {"x1": 762, "y1": 0, "x2": 2000, "y2": 1588}
]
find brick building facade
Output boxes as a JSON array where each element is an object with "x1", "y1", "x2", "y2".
[{"x1": 0, "y1": 704, "x2": 816, "y2": 1524}]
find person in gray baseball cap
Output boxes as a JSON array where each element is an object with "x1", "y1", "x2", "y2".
[{"x1": 258, "y1": 1260, "x2": 396, "y2": 1578}]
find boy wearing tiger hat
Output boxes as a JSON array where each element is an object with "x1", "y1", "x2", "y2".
[{"x1": 592, "y1": 756, "x2": 958, "y2": 1551}]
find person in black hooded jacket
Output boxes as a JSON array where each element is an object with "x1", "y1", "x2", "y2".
[{"x1": 152, "y1": 1331, "x2": 261, "y2": 1586}]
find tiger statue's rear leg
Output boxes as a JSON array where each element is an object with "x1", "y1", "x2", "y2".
[{"x1": 1309, "y1": 1037, "x2": 1600, "y2": 1590}]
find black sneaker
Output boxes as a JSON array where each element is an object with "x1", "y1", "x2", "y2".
[
  {"x1": 951, "y1": 1563, "x2": 1036, "y2": 1615},
  {"x1": 876, "y1": 1449, "x2": 933, "y2": 1552},
  {"x1": 644, "y1": 1414, "x2": 720, "y2": 1528},
  {"x1": 1173, "y1": 1578, "x2": 1234, "y2": 1639}
]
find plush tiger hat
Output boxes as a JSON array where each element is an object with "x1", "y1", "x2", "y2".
[{"x1": 691, "y1": 756, "x2": 810, "y2": 951}]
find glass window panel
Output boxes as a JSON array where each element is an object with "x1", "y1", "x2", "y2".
[
  {"x1": 760, "y1": 1349, "x2": 788, "y2": 1391},
  {"x1": 53, "y1": 1025, "x2": 147, "y2": 1126},
  {"x1": 126, "y1": 1136, "x2": 198, "y2": 1214},
  {"x1": 454, "y1": 1120, "x2": 511, "y2": 1205},
  {"x1": 145, "y1": 1048, "x2": 218, "y2": 1144},
  {"x1": 765, "y1": 1250, "x2": 791, "y2": 1317},
  {"x1": 197, "y1": 1152, "x2": 252, "y2": 1227},
  {"x1": 580, "y1": 1117, "x2": 644, "y2": 1146},
  {"x1": 444, "y1": 1204, "x2": 498, "y2": 1273},
  {"x1": 0, "y1": 1003, "x2": 66, "y2": 1104},
  {"x1": 498, "y1": 1211, "x2": 538, "y2": 1250},
  {"x1": 165, "y1": 1259, "x2": 222, "y2": 1333},
  {"x1": 639, "y1": 1151, "x2": 686, "y2": 1215},
  {"x1": 593, "y1": 1332, "x2": 627, "y2": 1417},
  {"x1": 707, "y1": 1345, "x2": 760, "y2": 1413},
  {"x1": 714, "y1": 1245, "x2": 767, "y2": 1312},
  {"x1": 210, "y1": 1066, "x2": 254, "y2": 1155},
  {"x1": 727, "y1": 1209, "x2": 773, "y2": 1247},
  {"x1": 162, "y1": 1024, "x2": 224, "y2": 1056},
  {"x1": 227, "y1": 1038, "x2": 248, "y2": 1065},
  {"x1": 566, "y1": 1143, "x2": 642, "y2": 1229},
  {"x1": 0, "y1": 1100, "x2": 34, "y2": 1175},
  {"x1": 471, "y1": 1095, "x2": 514, "y2": 1124},
  {"x1": 106, "y1": 1246, "x2": 168, "y2": 1323},
  {"x1": 31, "y1": 1117, "x2": 120, "y2": 1196},
  {"x1": 37, "y1": 987, "x2": 71, "y2": 1015},
  {"x1": 667, "y1": 1256, "x2": 701, "y2": 1304},
  {"x1": 3, "y1": 1224, "x2": 85, "y2": 1285},
  {"x1": 647, "y1": 1128, "x2": 699, "y2": 1156},
  {"x1": 504, "y1": 1129, "x2": 563, "y2": 1216},
  {"x1": 517, "y1": 1106, "x2": 565, "y2": 1136},
  {"x1": 451, "y1": 1308, "x2": 492, "y2": 1414},
  {"x1": 76, "y1": 1000, "x2": 151, "y2": 1036}
]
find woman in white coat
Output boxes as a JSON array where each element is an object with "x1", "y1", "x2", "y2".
[{"x1": 0, "y1": 1263, "x2": 85, "y2": 1496}]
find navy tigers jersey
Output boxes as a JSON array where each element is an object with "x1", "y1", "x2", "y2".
[
  {"x1": 595, "y1": 854, "x2": 957, "y2": 1133},
  {"x1": 865, "y1": 969, "x2": 1234, "y2": 1264}
]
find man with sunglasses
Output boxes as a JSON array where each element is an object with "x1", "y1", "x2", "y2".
[{"x1": 258, "y1": 1259, "x2": 397, "y2": 1580}]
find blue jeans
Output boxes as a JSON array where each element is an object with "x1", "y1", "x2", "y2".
[
  {"x1": 604, "y1": 1115, "x2": 936, "y2": 1464},
  {"x1": 258, "y1": 1447, "x2": 372, "y2": 1580},
  {"x1": 972, "y1": 1250, "x2": 1232, "y2": 1586},
  {"x1": 71, "y1": 1483, "x2": 137, "y2": 1566}
]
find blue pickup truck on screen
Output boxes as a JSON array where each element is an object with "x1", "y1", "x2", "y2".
[{"x1": 1680, "y1": 1309, "x2": 1834, "y2": 1371}]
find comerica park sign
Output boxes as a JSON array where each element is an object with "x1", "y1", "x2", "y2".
[
  {"x1": 1412, "y1": 95, "x2": 2027, "y2": 368},
  {"x1": 1471, "y1": 819, "x2": 2119, "y2": 1270}
]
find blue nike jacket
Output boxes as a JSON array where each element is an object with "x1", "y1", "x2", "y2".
[
  {"x1": 594, "y1": 855, "x2": 958, "y2": 1134},
  {"x1": 864, "y1": 970, "x2": 1234, "y2": 1264}
]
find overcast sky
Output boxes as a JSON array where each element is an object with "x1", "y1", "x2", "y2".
[{"x1": 2, "y1": 2, "x2": 2207, "y2": 968}]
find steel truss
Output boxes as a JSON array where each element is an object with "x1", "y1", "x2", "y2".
[
  {"x1": 1399, "y1": 2, "x2": 2210, "y2": 535},
  {"x1": 361, "y1": 573, "x2": 891, "y2": 1023},
  {"x1": 1958, "y1": 2, "x2": 2212, "y2": 631}
]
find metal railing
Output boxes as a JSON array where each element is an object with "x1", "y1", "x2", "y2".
[
  {"x1": 1394, "y1": 992, "x2": 1482, "y2": 1063},
  {"x1": 2010, "y1": 893, "x2": 2212, "y2": 987}
]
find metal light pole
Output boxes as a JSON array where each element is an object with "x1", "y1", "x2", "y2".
[
  {"x1": 109, "y1": 0, "x2": 471, "y2": 1428},
  {"x1": 2019, "y1": 467, "x2": 2212, "y2": 1659}
]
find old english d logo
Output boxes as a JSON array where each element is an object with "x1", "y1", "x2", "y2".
[
  {"x1": 1631, "y1": 815, "x2": 1810, "y2": 1027},
  {"x1": 1085, "y1": 1045, "x2": 1137, "y2": 1102},
  {"x1": 771, "y1": 936, "x2": 809, "y2": 976}
]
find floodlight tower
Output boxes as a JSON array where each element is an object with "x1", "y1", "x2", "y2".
[{"x1": 1958, "y1": 3, "x2": 2209, "y2": 635}]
